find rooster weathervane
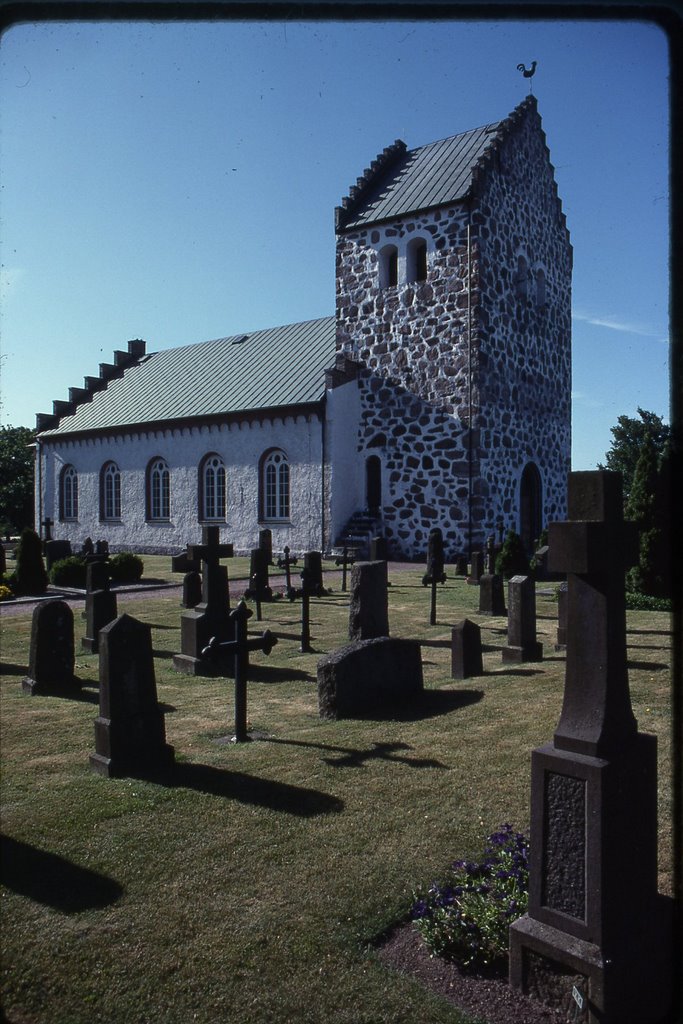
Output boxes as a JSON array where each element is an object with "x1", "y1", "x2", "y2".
[{"x1": 517, "y1": 61, "x2": 537, "y2": 93}]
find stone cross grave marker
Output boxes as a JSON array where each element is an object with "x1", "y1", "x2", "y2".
[
  {"x1": 502, "y1": 574, "x2": 543, "y2": 663},
  {"x1": 22, "y1": 600, "x2": 79, "y2": 696},
  {"x1": 334, "y1": 546, "x2": 356, "y2": 592},
  {"x1": 288, "y1": 567, "x2": 314, "y2": 653},
  {"x1": 173, "y1": 526, "x2": 234, "y2": 676},
  {"x1": 90, "y1": 613, "x2": 174, "y2": 778},
  {"x1": 276, "y1": 545, "x2": 297, "y2": 596},
  {"x1": 348, "y1": 560, "x2": 389, "y2": 641},
  {"x1": 478, "y1": 572, "x2": 506, "y2": 616},
  {"x1": 41, "y1": 516, "x2": 54, "y2": 542},
  {"x1": 509, "y1": 471, "x2": 672, "y2": 1023},
  {"x1": 201, "y1": 599, "x2": 278, "y2": 742},
  {"x1": 451, "y1": 618, "x2": 483, "y2": 680},
  {"x1": 82, "y1": 560, "x2": 118, "y2": 654}
]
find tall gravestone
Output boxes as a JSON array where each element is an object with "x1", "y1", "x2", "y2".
[
  {"x1": 467, "y1": 550, "x2": 483, "y2": 585},
  {"x1": 421, "y1": 527, "x2": 447, "y2": 586},
  {"x1": 451, "y1": 619, "x2": 483, "y2": 680},
  {"x1": 258, "y1": 528, "x2": 273, "y2": 565},
  {"x1": 348, "y1": 561, "x2": 389, "y2": 641},
  {"x1": 181, "y1": 570, "x2": 202, "y2": 609},
  {"x1": 173, "y1": 527, "x2": 234, "y2": 676},
  {"x1": 509, "y1": 471, "x2": 672, "y2": 1023},
  {"x1": 502, "y1": 575, "x2": 542, "y2": 663},
  {"x1": 90, "y1": 614, "x2": 174, "y2": 778},
  {"x1": 244, "y1": 547, "x2": 273, "y2": 602},
  {"x1": 478, "y1": 573, "x2": 506, "y2": 616},
  {"x1": 302, "y1": 551, "x2": 326, "y2": 597},
  {"x1": 44, "y1": 539, "x2": 72, "y2": 571},
  {"x1": 82, "y1": 561, "x2": 118, "y2": 654},
  {"x1": 22, "y1": 600, "x2": 79, "y2": 696}
]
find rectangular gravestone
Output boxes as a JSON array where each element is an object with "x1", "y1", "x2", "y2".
[
  {"x1": 44, "y1": 539, "x2": 72, "y2": 571},
  {"x1": 451, "y1": 618, "x2": 483, "y2": 679},
  {"x1": 502, "y1": 575, "x2": 543, "y2": 663},
  {"x1": 244, "y1": 547, "x2": 273, "y2": 602},
  {"x1": 302, "y1": 551, "x2": 326, "y2": 596},
  {"x1": 22, "y1": 600, "x2": 79, "y2": 695},
  {"x1": 467, "y1": 550, "x2": 483, "y2": 585},
  {"x1": 478, "y1": 573, "x2": 506, "y2": 616},
  {"x1": 258, "y1": 528, "x2": 273, "y2": 565},
  {"x1": 317, "y1": 637, "x2": 423, "y2": 719},
  {"x1": 82, "y1": 561, "x2": 118, "y2": 653},
  {"x1": 454, "y1": 555, "x2": 468, "y2": 577},
  {"x1": 171, "y1": 551, "x2": 200, "y2": 574},
  {"x1": 509, "y1": 471, "x2": 672, "y2": 1024},
  {"x1": 90, "y1": 613, "x2": 174, "y2": 778},
  {"x1": 348, "y1": 560, "x2": 389, "y2": 640},
  {"x1": 369, "y1": 536, "x2": 388, "y2": 561},
  {"x1": 182, "y1": 570, "x2": 202, "y2": 609}
]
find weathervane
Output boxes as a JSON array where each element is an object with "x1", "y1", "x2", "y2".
[{"x1": 517, "y1": 61, "x2": 537, "y2": 94}]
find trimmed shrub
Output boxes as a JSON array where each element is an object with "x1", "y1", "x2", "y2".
[
  {"x1": 50, "y1": 556, "x2": 88, "y2": 588},
  {"x1": 494, "y1": 530, "x2": 529, "y2": 580},
  {"x1": 14, "y1": 528, "x2": 48, "y2": 595},
  {"x1": 109, "y1": 552, "x2": 144, "y2": 584}
]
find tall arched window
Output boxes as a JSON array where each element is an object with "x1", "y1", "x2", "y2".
[
  {"x1": 147, "y1": 457, "x2": 170, "y2": 521},
  {"x1": 101, "y1": 462, "x2": 121, "y2": 521},
  {"x1": 201, "y1": 454, "x2": 226, "y2": 521},
  {"x1": 379, "y1": 244, "x2": 398, "y2": 289},
  {"x1": 519, "y1": 462, "x2": 543, "y2": 554},
  {"x1": 261, "y1": 449, "x2": 290, "y2": 521},
  {"x1": 406, "y1": 237, "x2": 428, "y2": 283},
  {"x1": 60, "y1": 465, "x2": 78, "y2": 521}
]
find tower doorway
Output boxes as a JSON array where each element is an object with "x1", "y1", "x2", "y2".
[
  {"x1": 366, "y1": 456, "x2": 382, "y2": 515},
  {"x1": 519, "y1": 463, "x2": 542, "y2": 553}
]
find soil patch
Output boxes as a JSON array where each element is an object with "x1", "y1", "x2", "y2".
[{"x1": 375, "y1": 922, "x2": 566, "y2": 1024}]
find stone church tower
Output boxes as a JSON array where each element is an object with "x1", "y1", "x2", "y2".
[{"x1": 331, "y1": 95, "x2": 571, "y2": 558}]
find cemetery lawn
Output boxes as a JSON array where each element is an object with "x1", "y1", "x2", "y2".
[{"x1": 0, "y1": 564, "x2": 673, "y2": 1024}]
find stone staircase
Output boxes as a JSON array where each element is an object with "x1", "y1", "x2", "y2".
[{"x1": 333, "y1": 511, "x2": 383, "y2": 559}]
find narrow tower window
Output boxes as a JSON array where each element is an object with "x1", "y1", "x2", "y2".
[
  {"x1": 406, "y1": 237, "x2": 428, "y2": 283},
  {"x1": 379, "y1": 244, "x2": 399, "y2": 289}
]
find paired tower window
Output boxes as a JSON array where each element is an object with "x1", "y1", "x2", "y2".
[{"x1": 378, "y1": 236, "x2": 429, "y2": 289}]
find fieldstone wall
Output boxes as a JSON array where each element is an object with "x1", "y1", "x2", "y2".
[{"x1": 334, "y1": 97, "x2": 571, "y2": 558}]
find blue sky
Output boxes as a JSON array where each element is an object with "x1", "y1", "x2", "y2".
[{"x1": 0, "y1": 16, "x2": 670, "y2": 470}]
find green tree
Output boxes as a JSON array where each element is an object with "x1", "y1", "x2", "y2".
[
  {"x1": 0, "y1": 425, "x2": 35, "y2": 536},
  {"x1": 625, "y1": 435, "x2": 672, "y2": 598},
  {"x1": 599, "y1": 408, "x2": 670, "y2": 506},
  {"x1": 494, "y1": 530, "x2": 530, "y2": 579}
]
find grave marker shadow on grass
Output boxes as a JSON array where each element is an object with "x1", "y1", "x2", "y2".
[{"x1": 0, "y1": 834, "x2": 123, "y2": 913}]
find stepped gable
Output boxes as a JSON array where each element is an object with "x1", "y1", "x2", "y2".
[
  {"x1": 335, "y1": 139, "x2": 407, "y2": 231},
  {"x1": 36, "y1": 339, "x2": 147, "y2": 432}
]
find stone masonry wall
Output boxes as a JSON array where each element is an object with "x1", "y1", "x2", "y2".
[
  {"x1": 473, "y1": 100, "x2": 572, "y2": 539},
  {"x1": 334, "y1": 97, "x2": 571, "y2": 559}
]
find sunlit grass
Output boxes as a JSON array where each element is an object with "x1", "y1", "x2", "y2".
[{"x1": 0, "y1": 564, "x2": 673, "y2": 1024}]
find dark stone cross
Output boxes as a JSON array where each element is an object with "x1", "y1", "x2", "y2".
[
  {"x1": 288, "y1": 567, "x2": 314, "y2": 653},
  {"x1": 276, "y1": 545, "x2": 297, "y2": 596},
  {"x1": 173, "y1": 526, "x2": 234, "y2": 676},
  {"x1": 82, "y1": 560, "x2": 118, "y2": 654},
  {"x1": 41, "y1": 516, "x2": 54, "y2": 542},
  {"x1": 334, "y1": 546, "x2": 355, "y2": 592},
  {"x1": 201, "y1": 599, "x2": 278, "y2": 742},
  {"x1": 509, "y1": 471, "x2": 672, "y2": 1023},
  {"x1": 244, "y1": 547, "x2": 272, "y2": 609},
  {"x1": 421, "y1": 527, "x2": 447, "y2": 587}
]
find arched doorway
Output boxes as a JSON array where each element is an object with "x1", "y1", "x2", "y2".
[
  {"x1": 366, "y1": 456, "x2": 382, "y2": 515},
  {"x1": 519, "y1": 463, "x2": 542, "y2": 553}
]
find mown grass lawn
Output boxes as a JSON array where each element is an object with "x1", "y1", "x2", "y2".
[{"x1": 0, "y1": 559, "x2": 673, "y2": 1024}]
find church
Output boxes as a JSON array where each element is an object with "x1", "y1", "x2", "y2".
[{"x1": 34, "y1": 95, "x2": 572, "y2": 561}]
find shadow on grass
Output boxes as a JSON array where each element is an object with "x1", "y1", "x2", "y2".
[
  {"x1": 0, "y1": 661, "x2": 29, "y2": 676},
  {"x1": 0, "y1": 834, "x2": 123, "y2": 912},
  {"x1": 248, "y1": 664, "x2": 316, "y2": 683},
  {"x1": 266, "y1": 736, "x2": 449, "y2": 769},
  {"x1": 627, "y1": 659, "x2": 669, "y2": 672},
  {"x1": 166, "y1": 762, "x2": 343, "y2": 816},
  {"x1": 626, "y1": 627, "x2": 672, "y2": 637}
]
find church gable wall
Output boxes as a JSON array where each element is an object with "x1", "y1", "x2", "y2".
[
  {"x1": 472, "y1": 105, "x2": 572, "y2": 541},
  {"x1": 38, "y1": 413, "x2": 324, "y2": 556}
]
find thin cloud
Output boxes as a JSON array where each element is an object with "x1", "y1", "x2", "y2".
[
  {"x1": 572, "y1": 310, "x2": 668, "y2": 344},
  {"x1": 571, "y1": 390, "x2": 604, "y2": 409}
]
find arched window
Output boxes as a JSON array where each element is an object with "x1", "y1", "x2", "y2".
[
  {"x1": 101, "y1": 462, "x2": 121, "y2": 521},
  {"x1": 147, "y1": 457, "x2": 170, "y2": 521},
  {"x1": 515, "y1": 254, "x2": 529, "y2": 301},
  {"x1": 406, "y1": 237, "x2": 428, "y2": 283},
  {"x1": 519, "y1": 462, "x2": 543, "y2": 554},
  {"x1": 261, "y1": 449, "x2": 290, "y2": 521},
  {"x1": 201, "y1": 454, "x2": 226, "y2": 521},
  {"x1": 60, "y1": 465, "x2": 78, "y2": 521},
  {"x1": 379, "y1": 244, "x2": 398, "y2": 289}
]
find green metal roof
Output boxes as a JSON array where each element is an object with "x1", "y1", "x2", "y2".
[{"x1": 40, "y1": 316, "x2": 336, "y2": 437}]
